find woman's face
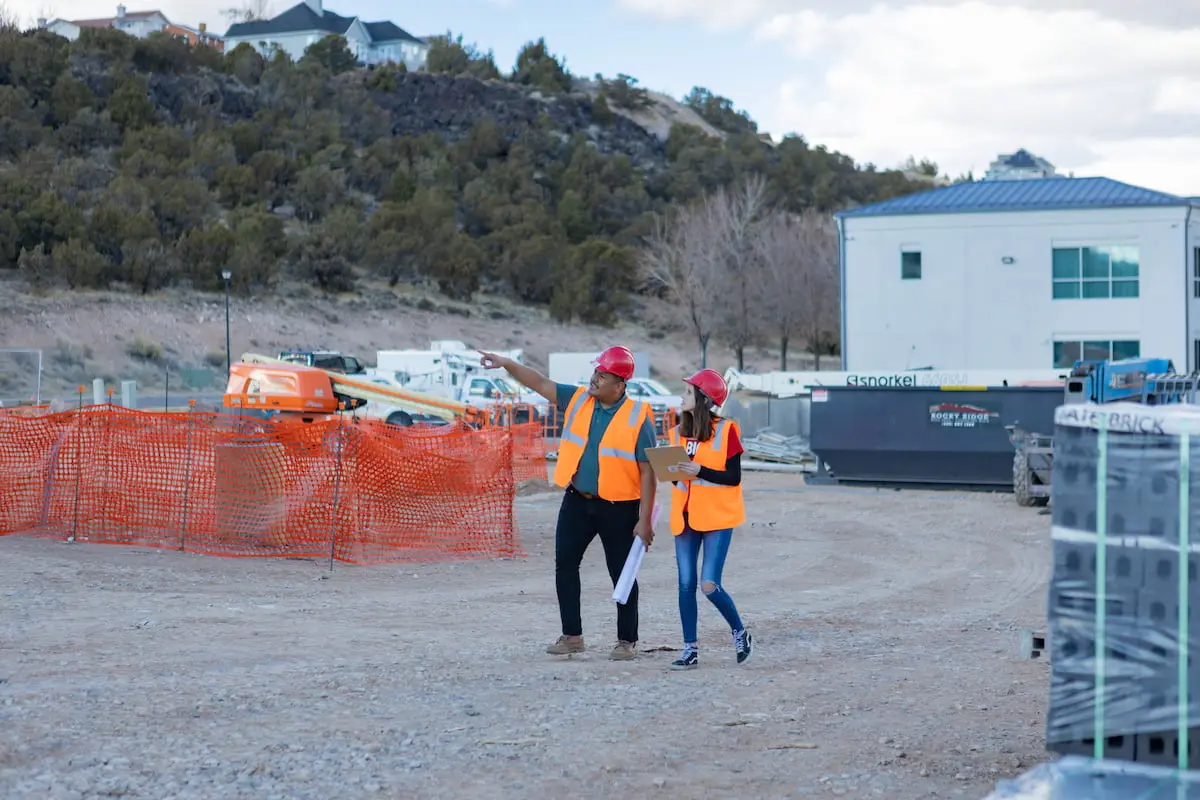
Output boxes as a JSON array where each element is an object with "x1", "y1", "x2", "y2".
[{"x1": 682, "y1": 382, "x2": 696, "y2": 412}]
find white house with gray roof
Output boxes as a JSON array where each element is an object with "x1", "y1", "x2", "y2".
[
  {"x1": 223, "y1": 0, "x2": 427, "y2": 68},
  {"x1": 984, "y1": 148, "x2": 1057, "y2": 181},
  {"x1": 833, "y1": 176, "x2": 1200, "y2": 372}
]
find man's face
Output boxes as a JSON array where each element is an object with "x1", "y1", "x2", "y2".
[{"x1": 588, "y1": 369, "x2": 625, "y2": 403}]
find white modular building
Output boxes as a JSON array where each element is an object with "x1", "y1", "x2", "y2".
[{"x1": 834, "y1": 177, "x2": 1200, "y2": 372}]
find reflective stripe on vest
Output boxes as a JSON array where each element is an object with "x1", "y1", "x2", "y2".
[
  {"x1": 669, "y1": 418, "x2": 744, "y2": 534},
  {"x1": 599, "y1": 402, "x2": 645, "y2": 461},
  {"x1": 553, "y1": 389, "x2": 648, "y2": 500},
  {"x1": 671, "y1": 421, "x2": 727, "y2": 488},
  {"x1": 560, "y1": 390, "x2": 589, "y2": 447}
]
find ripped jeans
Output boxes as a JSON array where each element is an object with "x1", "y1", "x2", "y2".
[{"x1": 674, "y1": 526, "x2": 744, "y2": 644}]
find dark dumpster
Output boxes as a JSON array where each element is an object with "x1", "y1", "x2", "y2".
[{"x1": 807, "y1": 385, "x2": 1063, "y2": 489}]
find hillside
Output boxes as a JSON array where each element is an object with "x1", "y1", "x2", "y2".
[
  {"x1": 0, "y1": 25, "x2": 931, "y2": 397},
  {"x1": 0, "y1": 276, "x2": 795, "y2": 402}
]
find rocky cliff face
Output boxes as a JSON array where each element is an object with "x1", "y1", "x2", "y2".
[
  {"x1": 368, "y1": 73, "x2": 668, "y2": 171},
  {"x1": 67, "y1": 53, "x2": 669, "y2": 173}
]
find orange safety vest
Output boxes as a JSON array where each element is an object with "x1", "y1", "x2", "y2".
[
  {"x1": 553, "y1": 387, "x2": 652, "y2": 502},
  {"x1": 667, "y1": 419, "x2": 746, "y2": 535}
]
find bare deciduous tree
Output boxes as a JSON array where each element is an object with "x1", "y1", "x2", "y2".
[
  {"x1": 753, "y1": 208, "x2": 840, "y2": 369},
  {"x1": 221, "y1": 0, "x2": 272, "y2": 23},
  {"x1": 709, "y1": 173, "x2": 769, "y2": 371},
  {"x1": 752, "y1": 211, "x2": 802, "y2": 370},
  {"x1": 0, "y1": 0, "x2": 20, "y2": 28},
  {"x1": 641, "y1": 175, "x2": 839, "y2": 372},
  {"x1": 794, "y1": 211, "x2": 840, "y2": 369},
  {"x1": 638, "y1": 203, "x2": 723, "y2": 368}
]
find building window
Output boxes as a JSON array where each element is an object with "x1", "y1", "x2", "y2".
[
  {"x1": 1051, "y1": 245, "x2": 1139, "y2": 299},
  {"x1": 1193, "y1": 248, "x2": 1200, "y2": 298},
  {"x1": 901, "y1": 251, "x2": 921, "y2": 280},
  {"x1": 1053, "y1": 339, "x2": 1140, "y2": 368},
  {"x1": 1194, "y1": 339, "x2": 1200, "y2": 371}
]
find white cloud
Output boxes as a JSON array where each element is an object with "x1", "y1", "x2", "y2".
[
  {"x1": 617, "y1": 0, "x2": 1200, "y2": 194},
  {"x1": 612, "y1": 0, "x2": 785, "y2": 31}
]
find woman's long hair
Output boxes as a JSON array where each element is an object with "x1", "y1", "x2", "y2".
[{"x1": 679, "y1": 388, "x2": 717, "y2": 442}]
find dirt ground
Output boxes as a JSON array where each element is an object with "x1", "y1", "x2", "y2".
[{"x1": 0, "y1": 472, "x2": 1053, "y2": 800}]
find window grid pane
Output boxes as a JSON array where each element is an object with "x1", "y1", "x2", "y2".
[
  {"x1": 1053, "y1": 341, "x2": 1083, "y2": 368},
  {"x1": 1050, "y1": 245, "x2": 1139, "y2": 300},
  {"x1": 901, "y1": 252, "x2": 921, "y2": 280},
  {"x1": 1082, "y1": 341, "x2": 1111, "y2": 361},
  {"x1": 1052, "y1": 248, "x2": 1080, "y2": 279},
  {"x1": 1112, "y1": 340, "x2": 1140, "y2": 361},
  {"x1": 1111, "y1": 280, "x2": 1139, "y2": 298},
  {"x1": 1081, "y1": 247, "x2": 1110, "y2": 279},
  {"x1": 1052, "y1": 281, "x2": 1081, "y2": 299}
]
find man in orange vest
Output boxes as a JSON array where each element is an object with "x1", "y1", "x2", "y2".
[{"x1": 479, "y1": 346, "x2": 658, "y2": 661}]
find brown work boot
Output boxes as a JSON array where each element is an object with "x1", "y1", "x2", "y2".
[
  {"x1": 609, "y1": 640, "x2": 636, "y2": 661},
  {"x1": 546, "y1": 635, "x2": 585, "y2": 655}
]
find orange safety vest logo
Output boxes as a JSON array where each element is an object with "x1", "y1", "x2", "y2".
[
  {"x1": 553, "y1": 387, "x2": 650, "y2": 502},
  {"x1": 668, "y1": 419, "x2": 746, "y2": 535}
]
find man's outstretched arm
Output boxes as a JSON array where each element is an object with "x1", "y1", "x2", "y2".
[{"x1": 479, "y1": 352, "x2": 557, "y2": 403}]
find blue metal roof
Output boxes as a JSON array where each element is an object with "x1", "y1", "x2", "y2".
[{"x1": 836, "y1": 176, "x2": 1189, "y2": 219}]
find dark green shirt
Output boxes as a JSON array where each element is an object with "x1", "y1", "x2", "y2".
[{"x1": 555, "y1": 383, "x2": 657, "y2": 495}]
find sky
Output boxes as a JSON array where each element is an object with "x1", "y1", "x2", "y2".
[{"x1": 11, "y1": 0, "x2": 1200, "y2": 196}]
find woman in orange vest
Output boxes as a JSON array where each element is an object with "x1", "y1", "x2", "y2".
[{"x1": 667, "y1": 368, "x2": 751, "y2": 669}]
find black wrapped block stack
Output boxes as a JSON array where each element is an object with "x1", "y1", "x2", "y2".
[{"x1": 1047, "y1": 404, "x2": 1200, "y2": 768}]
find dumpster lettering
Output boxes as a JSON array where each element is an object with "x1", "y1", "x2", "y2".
[
  {"x1": 847, "y1": 372, "x2": 970, "y2": 388},
  {"x1": 928, "y1": 402, "x2": 1000, "y2": 428}
]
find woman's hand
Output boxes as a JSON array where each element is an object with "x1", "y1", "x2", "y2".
[{"x1": 673, "y1": 460, "x2": 701, "y2": 477}]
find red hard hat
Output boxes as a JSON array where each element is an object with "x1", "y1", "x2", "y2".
[
  {"x1": 684, "y1": 369, "x2": 729, "y2": 407},
  {"x1": 592, "y1": 346, "x2": 636, "y2": 380}
]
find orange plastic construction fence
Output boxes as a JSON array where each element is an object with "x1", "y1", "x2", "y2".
[
  {"x1": 0, "y1": 405, "x2": 543, "y2": 565},
  {"x1": 528, "y1": 403, "x2": 678, "y2": 445}
]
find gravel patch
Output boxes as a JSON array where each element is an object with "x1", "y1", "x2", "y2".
[{"x1": 0, "y1": 473, "x2": 1053, "y2": 799}]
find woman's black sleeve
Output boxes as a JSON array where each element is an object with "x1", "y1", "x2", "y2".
[{"x1": 696, "y1": 453, "x2": 741, "y2": 486}]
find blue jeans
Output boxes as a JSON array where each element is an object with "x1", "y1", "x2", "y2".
[{"x1": 674, "y1": 526, "x2": 744, "y2": 644}]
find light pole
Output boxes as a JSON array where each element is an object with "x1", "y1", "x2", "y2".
[{"x1": 221, "y1": 269, "x2": 232, "y2": 378}]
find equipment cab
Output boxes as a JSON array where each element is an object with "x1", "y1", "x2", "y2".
[{"x1": 278, "y1": 350, "x2": 366, "y2": 375}]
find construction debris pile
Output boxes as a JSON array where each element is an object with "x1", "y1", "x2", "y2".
[{"x1": 741, "y1": 430, "x2": 813, "y2": 465}]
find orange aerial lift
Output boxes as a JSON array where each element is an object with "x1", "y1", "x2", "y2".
[{"x1": 224, "y1": 353, "x2": 488, "y2": 426}]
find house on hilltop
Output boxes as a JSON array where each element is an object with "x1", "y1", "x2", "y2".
[
  {"x1": 222, "y1": 0, "x2": 428, "y2": 69},
  {"x1": 984, "y1": 148, "x2": 1057, "y2": 181},
  {"x1": 41, "y1": 5, "x2": 168, "y2": 41},
  {"x1": 38, "y1": 5, "x2": 223, "y2": 49}
]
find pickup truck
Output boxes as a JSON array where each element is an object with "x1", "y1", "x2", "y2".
[{"x1": 278, "y1": 350, "x2": 367, "y2": 375}]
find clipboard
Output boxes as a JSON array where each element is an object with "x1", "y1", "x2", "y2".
[{"x1": 645, "y1": 445, "x2": 692, "y2": 483}]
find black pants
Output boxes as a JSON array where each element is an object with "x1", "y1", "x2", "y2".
[{"x1": 555, "y1": 486, "x2": 641, "y2": 643}]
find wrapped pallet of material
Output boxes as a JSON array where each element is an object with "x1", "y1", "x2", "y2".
[
  {"x1": 981, "y1": 755, "x2": 1200, "y2": 798},
  {"x1": 1047, "y1": 402, "x2": 1200, "y2": 769}
]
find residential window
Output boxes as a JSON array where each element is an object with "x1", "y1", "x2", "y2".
[
  {"x1": 1193, "y1": 247, "x2": 1200, "y2": 298},
  {"x1": 1053, "y1": 339, "x2": 1140, "y2": 368},
  {"x1": 1051, "y1": 245, "x2": 1139, "y2": 299},
  {"x1": 901, "y1": 251, "x2": 921, "y2": 280}
]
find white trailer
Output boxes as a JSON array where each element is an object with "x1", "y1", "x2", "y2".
[{"x1": 722, "y1": 367, "x2": 1070, "y2": 400}]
